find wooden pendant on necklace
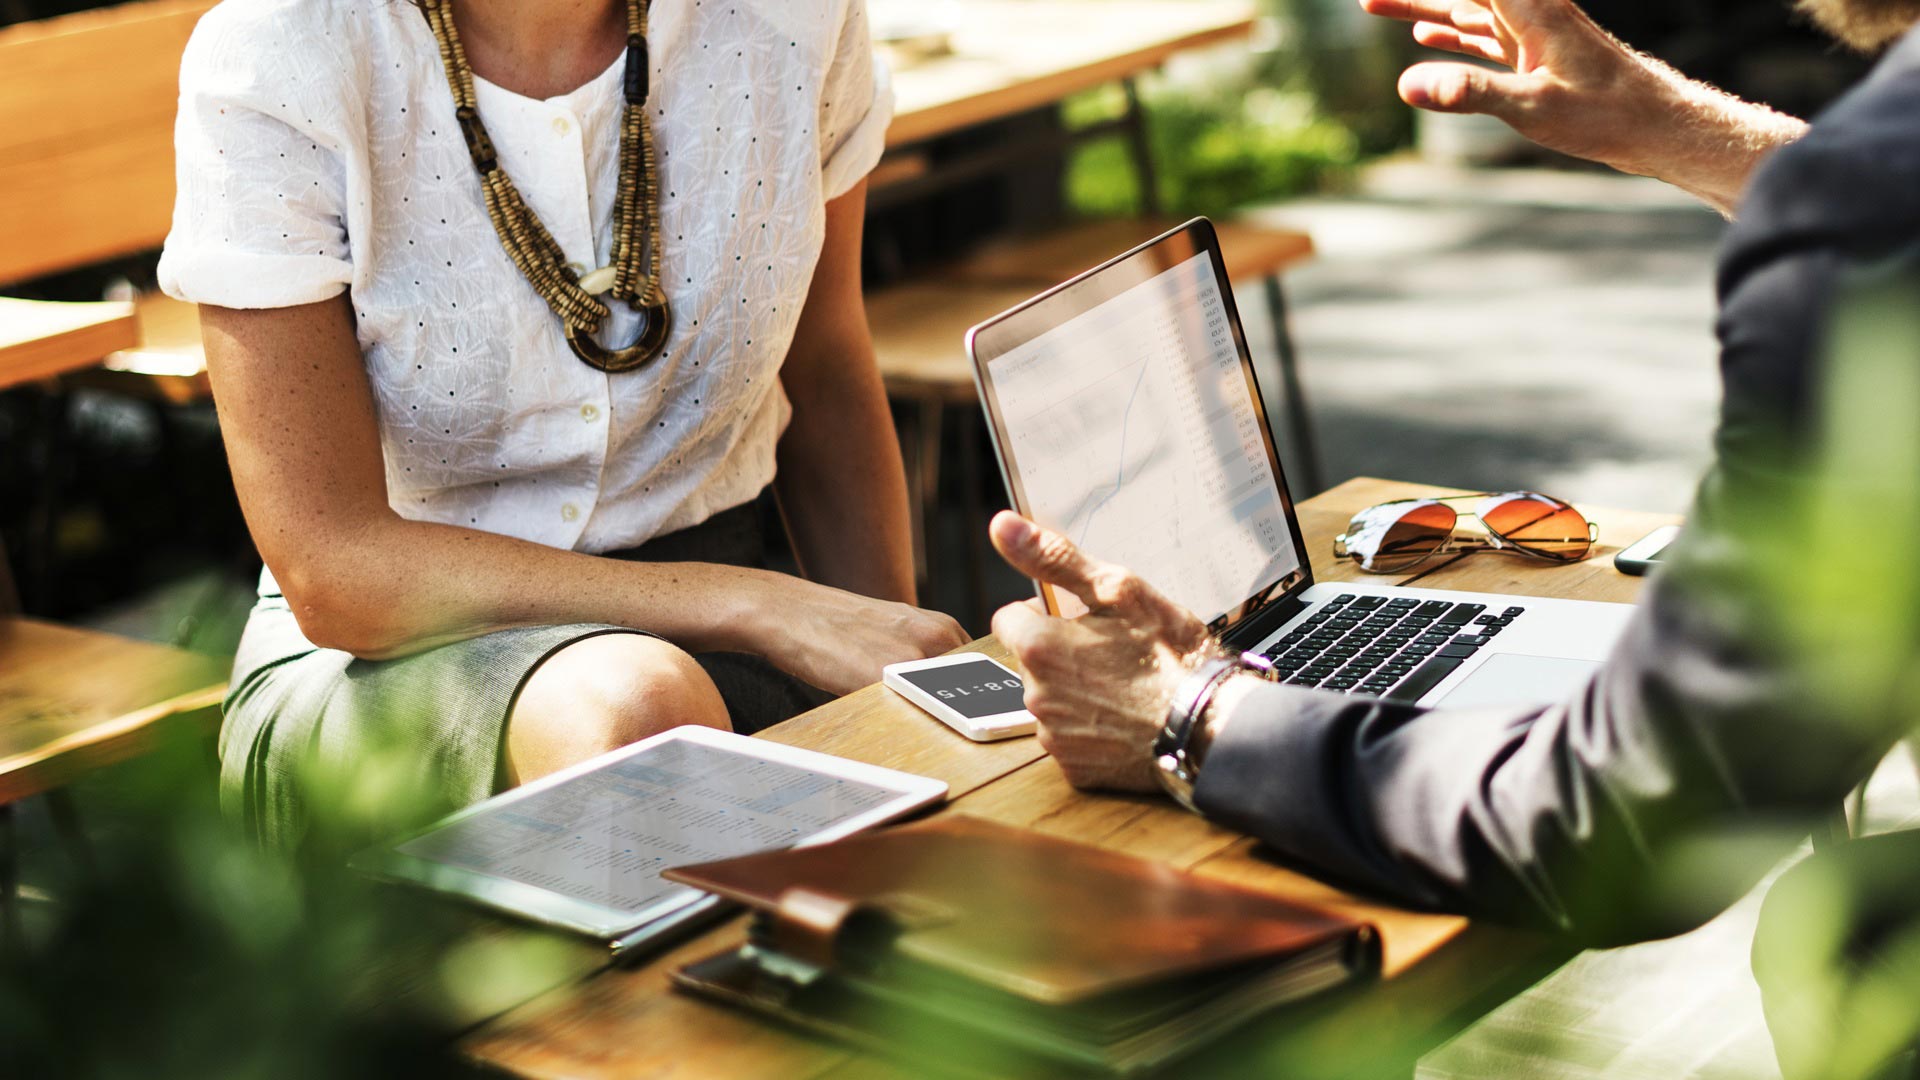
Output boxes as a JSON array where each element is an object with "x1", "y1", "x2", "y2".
[{"x1": 569, "y1": 267, "x2": 672, "y2": 374}]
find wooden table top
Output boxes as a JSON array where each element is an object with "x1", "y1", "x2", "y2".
[
  {"x1": 0, "y1": 617, "x2": 227, "y2": 803},
  {"x1": 460, "y1": 477, "x2": 1684, "y2": 1079},
  {"x1": 885, "y1": 0, "x2": 1258, "y2": 148},
  {"x1": 0, "y1": 297, "x2": 138, "y2": 391}
]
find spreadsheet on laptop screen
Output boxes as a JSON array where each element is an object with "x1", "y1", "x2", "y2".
[{"x1": 988, "y1": 252, "x2": 1301, "y2": 623}]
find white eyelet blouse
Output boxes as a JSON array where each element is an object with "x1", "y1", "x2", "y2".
[{"x1": 159, "y1": 0, "x2": 891, "y2": 554}]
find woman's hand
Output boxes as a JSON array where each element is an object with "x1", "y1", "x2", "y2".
[
  {"x1": 1360, "y1": 0, "x2": 1806, "y2": 216},
  {"x1": 770, "y1": 580, "x2": 972, "y2": 697},
  {"x1": 987, "y1": 512, "x2": 1212, "y2": 793}
]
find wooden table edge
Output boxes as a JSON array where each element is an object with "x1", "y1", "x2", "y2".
[
  {"x1": 0, "y1": 298, "x2": 139, "y2": 389},
  {"x1": 0, "y1": 683, "x2": 226, "y2": 805},
  {"x1": 884, "y1": 14, "x2": 1257, "y2": 148}
]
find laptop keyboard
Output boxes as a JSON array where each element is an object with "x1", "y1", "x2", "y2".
[{"x1": 1260, "y1": 594, "x2": 1527, "y2": 702}]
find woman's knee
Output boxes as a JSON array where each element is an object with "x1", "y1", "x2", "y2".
[{"x1": 506, "y1": 633, "x2": 729, "y2": 783}]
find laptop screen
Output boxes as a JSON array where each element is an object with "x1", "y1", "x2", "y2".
[{"x1": 969, "y1": 221, "x2": 1309, "y2": 630}]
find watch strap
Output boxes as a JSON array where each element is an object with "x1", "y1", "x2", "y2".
[{"x1": 1153, "y1": 656, "x2": 1241, "y2": 812}]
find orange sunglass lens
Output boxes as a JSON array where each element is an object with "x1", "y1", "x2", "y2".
[
  {"x1": 1480, "y1": 494, "x2": 1593, "y2": 560},
  {"x1": 1359, "y1": 502, "x2": 1458, "y2": 572}
]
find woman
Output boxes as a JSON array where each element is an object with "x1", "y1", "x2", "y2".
[{"x1": 158, "y1": 0, "x2": 967, "y2": 840}]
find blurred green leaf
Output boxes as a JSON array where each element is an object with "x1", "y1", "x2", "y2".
[
  {"x1": 1065, "y1": 83, "x2": 1359, "y2": 218},
  {"x1": 0, "y1": 728, "x2": 575, "y2": 1078}
]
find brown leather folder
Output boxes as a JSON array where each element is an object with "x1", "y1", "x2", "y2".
[{"x1": 666, "y1": 815, "x2": 1378, "y2": 1076}]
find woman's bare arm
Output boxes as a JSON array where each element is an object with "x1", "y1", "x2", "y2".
[
  {"x1": 774, "y1": 180, "x2": 921, "y2": 606},
  {"x1": 200, "y1": 295, "x2": 963, "y2": 691}
]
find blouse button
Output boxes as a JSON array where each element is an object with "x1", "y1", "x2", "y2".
[
  {"x1": 580, "y1": 404, "x2": 600, "y2": 422},
  {"x1": 551, "y1": 115, "x2": 573, "y2": 137},
  {"x1": 561, "y1": 502, "x2": 580, "y2": 523}
]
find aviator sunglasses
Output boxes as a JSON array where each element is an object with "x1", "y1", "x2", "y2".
[{"x1": 1334, "y1": 492, "x2": 1599, "y2": 574}]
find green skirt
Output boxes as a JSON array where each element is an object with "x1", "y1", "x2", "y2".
[{"x1": 219, "y1": 501, "x2": 830, "y2": 846}]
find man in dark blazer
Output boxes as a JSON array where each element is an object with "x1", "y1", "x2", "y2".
[{"x1": 988, "y1": 1, "x2": 1920, "y2": 1074}]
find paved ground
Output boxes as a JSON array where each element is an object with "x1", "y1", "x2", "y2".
[{"x1": 1241, "y1": 161, "x2": 1729, "y2": 514}]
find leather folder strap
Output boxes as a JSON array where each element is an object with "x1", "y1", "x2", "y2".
[{"x1": 767, "y1": 888, "x2": 902, "y2": 970}]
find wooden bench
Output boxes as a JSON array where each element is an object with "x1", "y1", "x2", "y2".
[{"x1": 945, "y1": 214, "x2": 1315, "y2": 286}]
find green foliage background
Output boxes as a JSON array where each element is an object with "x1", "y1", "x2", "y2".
[
  {"x1": 1066, "y1": 86, "x2": 1360, "y2": 217},
  {"x1": 1062, "y1": 0, "x2": 1416, "y2": 218}
]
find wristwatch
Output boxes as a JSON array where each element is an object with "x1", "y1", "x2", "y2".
[{"x1": 1152, "y1": 652, "x2": 1275, "y2": 813}]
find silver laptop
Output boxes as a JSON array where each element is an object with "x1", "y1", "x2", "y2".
[{"x1": 965, "y1": 218, "x2": 1633, "y2": 710}]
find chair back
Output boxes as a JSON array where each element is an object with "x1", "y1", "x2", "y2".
[{"x1": 0, "y1": 0, "x2": 215, "y2": 288}]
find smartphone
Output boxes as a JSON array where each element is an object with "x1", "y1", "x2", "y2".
[
  {"x1": 883, "y1": 654, "x2": 1036, "y2": 742},
  {"x1": 1615, "y1": 525, "x2": 1682, "y2": 577}
]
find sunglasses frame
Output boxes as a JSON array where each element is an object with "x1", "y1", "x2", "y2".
[{"x1": 1333, "y1": 492, "x2": 1600, "y2": 575}]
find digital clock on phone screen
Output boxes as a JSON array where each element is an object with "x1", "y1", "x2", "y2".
[{"x1": 895, "y1": 658, "x2": 1027, "y2": 719}]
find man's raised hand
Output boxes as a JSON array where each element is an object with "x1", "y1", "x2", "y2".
[{"x1": 1356, "y1": 0, "x2": 1807, "y2": 215}]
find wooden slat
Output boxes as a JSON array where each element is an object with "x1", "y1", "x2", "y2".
[
  {"x1": 0, "y1": 0, "x2": 216, "y2": 285},
  {"x1": 886, "y1": 1, "x2": 1258, "y2": 148},
  {"x1": 865, "y1": 151, "x2": 931, "y2": 191},
  {"x1": 79, "y1": 291, "x2": 213, "y2": 403},
  {"x1": 948, "y1": 216, "x2": 1316, "y2": 288},
  {"x1": 461, "y1": 478, "x2": 1682, "y2": 1079},
  {"x1": 866, "y1": 221, "x2": 1312, "y2": 406},
  {"x1": 0, "y1": 296, "x2": 137, "y2": 389},
  {"x1": 0, "y1": 616, "x2": 228, "y2": 803},
  {"x1": 107, "y1": 292, "x2": 205, "y2": 375},
  {"x1": 865, "y1": 281, "x2": 1035, "y2": 402}
]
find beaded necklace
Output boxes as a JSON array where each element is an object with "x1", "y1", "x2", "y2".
[{"x1": 421, "y1": 0, "x2": 670, "y2": 373}]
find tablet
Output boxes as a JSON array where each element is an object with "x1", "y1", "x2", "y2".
[{"x1": 352, "y1": 726, "x2": 947, "y2": 941}]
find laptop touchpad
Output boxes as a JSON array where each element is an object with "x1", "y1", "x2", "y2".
[{"x1": 1432, "y1": 654, "x2": 1602, "y2": 710}]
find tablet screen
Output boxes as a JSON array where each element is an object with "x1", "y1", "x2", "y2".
[{"x1": 376, "y1": 730, "x2": 943, "y2": 934}]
